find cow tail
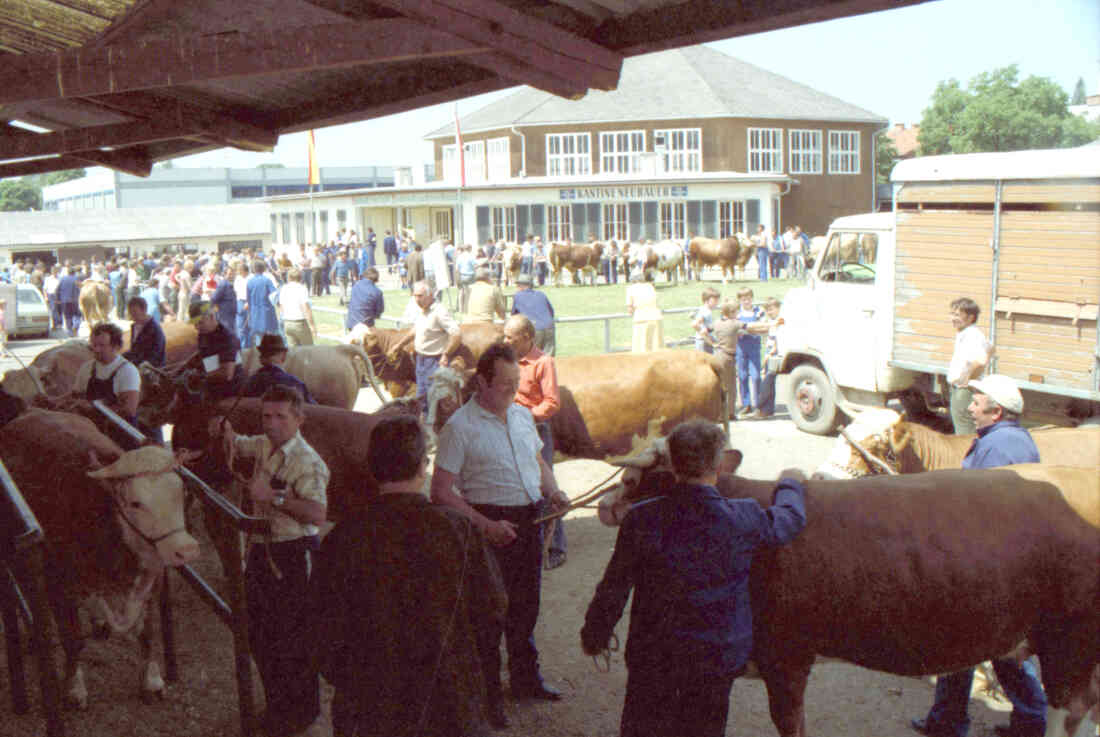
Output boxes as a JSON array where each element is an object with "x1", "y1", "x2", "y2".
[{"x1": 338, "y1": 343, "x2": 389, "y2": 405}]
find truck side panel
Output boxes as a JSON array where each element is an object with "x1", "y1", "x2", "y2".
[{"x1": 892, "y1": 209, "x2": 995, "y2": 371}]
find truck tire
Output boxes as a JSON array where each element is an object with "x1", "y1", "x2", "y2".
[{"x1": 788, "y1": 364, "x2": 839, "y2": 435}]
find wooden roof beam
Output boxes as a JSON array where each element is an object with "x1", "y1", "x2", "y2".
[
  {"x1": 600, "y1": 0, "x2": 932, "y2": 55},
  {"x1": 371, "y1": 0, "x2": 623, "y2": 92},
  {"x1": 0, "y1": 148, "x2": 150, "y2": 179},
  {"x1": 0, "y1": 19, "x2": 495, "y2": 105}
]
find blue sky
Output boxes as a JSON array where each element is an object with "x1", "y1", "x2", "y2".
[{"x1": 175, "y1": 0, "x2": 1100, "y2": 170}]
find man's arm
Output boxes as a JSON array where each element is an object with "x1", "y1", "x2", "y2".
[
  {"x1": 529, "y1": 361, "x2": 560, "y2": 422},
  {"x1": 430, "y1": 467, "x2": 517, "y2": 545},
  {"x1": 581, "y1": 522, "x2": 635, "y2": 655},
  {"x1": 538, "y1": 453, "x2": 569, "y2": 508}
]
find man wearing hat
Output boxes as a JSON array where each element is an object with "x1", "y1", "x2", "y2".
[
  {"x1": 190, "y1": 300, "x2": 244, "y2": 400},
  {"x1": 511, "y1": 272, "x2": 556, "y2": 356},
  {"x1": 243, "y1": 334, "x2": 316, "y2": 404},
  {"x1": 911, "y1": 374, "x2": 1046, "y2": 737}
]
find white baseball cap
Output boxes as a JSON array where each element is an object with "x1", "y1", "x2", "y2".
[{"x1": 968, "y1": 374, "x2": 1024, "y2": 415}]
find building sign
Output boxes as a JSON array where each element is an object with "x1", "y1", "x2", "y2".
[
  {"x1": 559, "y1": 184, "x2": 689, "y2": 201},
  {"x1": 353, "y1": 191, "x2": 458, "y2": 207}
]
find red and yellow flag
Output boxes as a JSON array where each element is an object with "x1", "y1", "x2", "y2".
[{"x1": 307, "y1": 130, "x2": 320, "y2": 187}]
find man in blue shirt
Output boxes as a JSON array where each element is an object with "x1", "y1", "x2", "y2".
[
  {"x1": 246, "y1": 260, "x2": 279, "y2": 347},
  {"x1": 345, "y1": 267, "x2": 384, "y2": 333},
  {"x1": 912, "y1": 374, "x2": 1046, "y2": 737},
  {"x1": 582, "y1": 420, "x2": 806, "y2": 737},
  {"x1": 511, "y1": 273, "x2": 556, "y2": 355},
  {"x1": 57, "y1": 269, "x2": 82, "y2": 336},
  {"x1": 209, "y1": 265, "x2": 238, "y2": 338}
]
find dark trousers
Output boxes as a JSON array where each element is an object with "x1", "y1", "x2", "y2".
[
  {"x1": 48, "y1": 297, "x2": 61, "y2": 329},
  {"x1": 759, "y1": 367, "x2": 778, "y2": 415},
  {"x1": 926, "y1": 658, "x2": 1046, "y2": 737},
  {"x1": 114, "y1": 286, "x2": 127, "y2": 319},
  {"x1": 246, "y1": 538, "x2": 320, "y2": 729},
  {"x1": 414, "y1": 353, "x2": 441, "y2": 414},
  {"x1": 621, "y1": 667, "x2": 736, "y2": 737},
  {"x1": 470, "y1": 502, "x2": 543, "y2": 696},
  {"x1": 62, "y1": 302, "x2": 80, "y2": 335}
]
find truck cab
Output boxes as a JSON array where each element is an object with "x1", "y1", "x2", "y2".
[{"x1": 778, "y1": 213, "x2": 919, "y2": 434}]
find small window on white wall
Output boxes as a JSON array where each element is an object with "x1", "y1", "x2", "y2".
[
  {"x1": 718, "y1": 201, "x2": 745, "y2": 237},
  {"x1": 828, "y1": 131, "x2": 861, "y2": 174},
  {"x1": 789, "y1": 130, "x2": 822, "y2": 174},
  {"x1": 748, "y1": 128, "x2": 783, "y2": 173}
]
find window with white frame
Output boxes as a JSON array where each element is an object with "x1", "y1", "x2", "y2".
[
  {"x1": 659, "y1": 202, "x2": 687, "y2": 240},
  {"x1": 654, "y1": 128, "x2": 701, "y2": 173},
  {"x1": 464, "y1": 140, "x2": 486, "y2": 183},
  {"x1": 294, "y1": 213, "x2": 306, "y2": 245},
  {"x1": 603, "y1": 203, "x2": 628, "y2": 241},
  {"x1": 748, "y1": 127, "x2": 783, "y2": 173},
  {"x1": 718, "y1": 201, "x2": 745, "y2": 237},
  {"x1": 828, "y1": 131, "x2": 861, "y2": 174},
  {"x1": 789, "y1": 130, "x2": 822, "y2": 174},
  {"x1": 487, "y1": 137, "x2": 510, "y2": 181},
  {"x1": 491, "y1": 206, "x2": 516, "y2": 243},
  {"x1": 442, "y1": 144, "x2": 457, "y2": 182},
  {"x1": 546, "y1": 205, "x2": 572, "y2": 241},
  {"x1": 547, "y1": 133, "x2": 591, "y2": 176},
  {"x1": 600, "y1": 131, "x2": 645, "y2": 174}
]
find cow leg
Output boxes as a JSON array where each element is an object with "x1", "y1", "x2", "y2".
[
  {"x1": 138, "y1": 580, "x2": 166, "y2": 702},
  {"x1": 44, "y1": 570, "x2": 89, "y2": 709},
  {"x1": 758, "y1": 653, "x2": 813, "y2": 737}
]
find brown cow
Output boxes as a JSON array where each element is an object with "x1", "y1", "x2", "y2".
[
  {"x1": 428, "y1": 349, "x2": 727, "y2": 460},
  {"x1": 817, "y1": 408, "x2": 1100, "y2": 478},
  {"x1": 79, "y1": 280, "x2": 113, "y2": 326},
  {"x1": 352, "y1": 322, "x2": 502, "y2": 400},
  {"x1": 688, "y1": 233, "x2": 754, "y2": 283},
  {"x1": 549, "y1": 241, "x2": 604, "y2": 286},
  {"x1": 601, "y1": 442, "x2": 1100, "y2": 737},
  {"x1": 0, "y1": 409, "x2": 200, "y2": 707}
]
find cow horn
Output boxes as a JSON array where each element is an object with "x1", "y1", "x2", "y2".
[{"x1": 88, "y1": 446, "x2": 176, "y2": 480}]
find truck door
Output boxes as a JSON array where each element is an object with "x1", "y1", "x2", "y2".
[{"x1": 811, "y1": 231, "x2": 880, "y2": 391}]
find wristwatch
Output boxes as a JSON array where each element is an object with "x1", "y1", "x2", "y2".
[{"x1": 272, "y1": 492, "x2": 287, "y2": 508}]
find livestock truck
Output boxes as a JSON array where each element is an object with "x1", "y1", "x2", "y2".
[{"x1": 777, "y1": 145, "x2": 1100, "y2": 434}]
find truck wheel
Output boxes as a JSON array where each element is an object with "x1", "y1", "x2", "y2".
[{"x1": 788, "y1": 364, "x2": 838, "y2": 435}]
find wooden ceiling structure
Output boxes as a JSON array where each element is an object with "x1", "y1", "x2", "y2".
[{"x1": 0, "y1": 0, "x2": 928, "y2": 180}]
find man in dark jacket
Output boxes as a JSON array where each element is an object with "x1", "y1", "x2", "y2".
[
  {"x1": 582, "y1": 420, "x2": 807, "y2": 737},
  {"x1": 344, "y1": 267, "x2": 384, "y2": 333},
  {"x1": 312, "y1": 415, "x2": 507, "y2": 736},
  {"x1": 124, "y1": 296, "x2": 166, "y2": 368},
  {"x1": 242, "y1": 334, "x2": 316, "y2": 404},
  {"x1": 57, "y1": 268, "x2": 82, "y2": 336},
  {"x1": 209, "y1": 266, "x2": 238, "y2": 338}
]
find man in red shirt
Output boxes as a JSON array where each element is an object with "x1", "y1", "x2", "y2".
[{"x1": 502, "y1": 314, "x2": 567, "y2": 568}]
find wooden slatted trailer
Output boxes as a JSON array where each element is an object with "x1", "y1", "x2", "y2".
[{"x1": 892, "y1": 147, "x2": 1099, "y2": 425}]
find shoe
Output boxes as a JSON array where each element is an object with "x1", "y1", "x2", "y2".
[
  {"x1": 909, "y1": 717, "x2": 955, "y2": 737},
  {"x1": 737, "y1": 406, "x2": 753, "y2": 416},
  {"x1": 744, "y1": 410, "x2": 762, "y2": 420},
  {"x1": 512, "y1": 682, "x2": 562, "y2": 701},
  {"x1": 487, "y1": 701, "x2": 509, "y2": 730},
  {"x1": 545, "y1": 551, "x2": 566, "y2": 570}
]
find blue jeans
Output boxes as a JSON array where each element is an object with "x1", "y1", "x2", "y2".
[
  {"x1": 236, "y1": 300, "x2": 250, "y2": 350},
  {"x1": 736, "y1": 343, "x2": 761, "y2": 409},
  {"x1": 757, "y1": 249, "x2": 769, "y2": 281},
  {"x1": 414, "y1": 353, "x2": 441, "y2": 415},
  {"x1": 925, "y1": 658, "x2": 1046, "y2": 736}
]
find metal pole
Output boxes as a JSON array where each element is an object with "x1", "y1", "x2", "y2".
[
  {"x1": 226, "y1": 533, "x2": 256, "y2": 736},
  {"x1": 988, "y1": 180, "x2": 1002, "y2": 374},
  {"x1": 159, "y1": 569, "x2": 178, "y2": 683},
  {"x1": 604, "y1": 317, "x2": 611, "y2": 354},
  {"x1": 1, "y1": 565, "x2": 28, "y2": 714}
]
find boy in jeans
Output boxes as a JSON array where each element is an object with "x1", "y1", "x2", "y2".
[
  {"x1": 756, "y1": 297, "x2": 784, "y2": 418},
  {"x1": 735, "y1": 288, "x2": 766, "y2": 417}
]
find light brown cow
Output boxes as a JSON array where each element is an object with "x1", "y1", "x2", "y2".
[
  {"x1": 0, "y1": 410, "x2": 200, "y2": 707},
  {"x1": 78, "y1": 280, "x2": 113, "y2": 326},
  {"x1": 429, "y1": 349, "x2": 727, "y2": 460},
  {"x1": 1, "y1": 339, "x2": 92, "y2": 399},
  {"x1": 816, "y1": 408, "x2": 1100, "y2": 479},
  {"x1": 549, "y1": 241, "x2": 603, "y2": 286},
  {"x1": 238, "y1": 343, "x2": 382, "y2": 409},
  {"x1": 602, "y1": 441, "x2": 1100, "y2": 737},
  {"x1": 497, "y1": 243, "x2": 522, "y2": 286},
  {"x1": 688, "y1": 233, "x2": 754, "y2": 284}
]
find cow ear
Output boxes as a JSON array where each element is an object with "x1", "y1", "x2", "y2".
[{"x1": 719, "y1": 449, "x2": 743, "y2": 474}]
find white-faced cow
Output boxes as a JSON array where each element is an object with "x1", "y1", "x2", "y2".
[
  {"x1": 631, "y1": 240, "x2": 685, "y2": 284},
  {"x1": 599, "y1": 440, "x2": 1100, "y2": 737},
  {"x1": 0, "y1": 409, "x2": 200, "y2": 707},
  {"x1": 688, "y1": 233, "x2": 755, "y2": 283},
  {"x1": 549, "y1": 241, "x2": 604, "y2": 286}
]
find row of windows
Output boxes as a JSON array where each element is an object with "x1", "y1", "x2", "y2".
[
  {"x1": 272, "y1": 209, "x2": 348, "y2": 245},
  {"x1": 749, "y1": 128, "x2": 861, "y2": 175},
  {"x1": 487, "y1": 200, "x2": 751, "y2": 243},
  {"x1": 445, "y1": 126, "x2": 860, "y2": 182}
]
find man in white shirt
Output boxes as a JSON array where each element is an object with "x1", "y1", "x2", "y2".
[
  {"x1": 388, "y1": 280, "x2": 460, "y2": 413},
  {"x1": 946, "y1": 297, "x2": 992, "y2": 435},
  {"x1": 277, "y1": 269, "x2": 317, "y2": 347},
  {"x1": 73, "y1": 321, "x2": 142, "y2": 427}
]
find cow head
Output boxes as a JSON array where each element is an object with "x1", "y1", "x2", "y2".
[
  {"x1": 426, "y1": 365, "x2": 473, "y2": 436},
  {"x1": 87, "y1": 445, "x2": 200, "y2": 634},
  {"x1": 598, "y1": 437, "x2": 743, "y2": 526},
  {"x1": 0, "y1": 366, "x2": 46, "y2": 401},
  {"x1": 813, "y1": 409, "x2": 903, "y2": 479}
]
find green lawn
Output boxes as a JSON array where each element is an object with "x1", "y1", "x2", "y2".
[{"x1": 311, "y1": 277, "x2": 801, "y2": 357}]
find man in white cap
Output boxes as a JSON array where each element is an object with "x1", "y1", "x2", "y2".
[{"x1": 911, "y1": 373, "x2": 1045, "y2": 737}]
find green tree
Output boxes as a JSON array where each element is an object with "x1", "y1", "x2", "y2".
[
  {"x1": 0, "y1": 179, "x2": 42, "y2": 211},
  {"x1": 1071, "y1": 77, "x2": 1086, "y2": 105},
  {"x1": 917, "y1": 65, "x2": 1099, "y2": 155},
  {"x1": 875, "y1": 134, "x2": 899, "y2": 184}
]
